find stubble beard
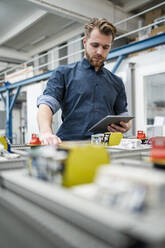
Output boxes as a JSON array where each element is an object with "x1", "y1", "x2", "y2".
[{"x1": 85, "y1": 50, "x2": 105, "y2": 70}]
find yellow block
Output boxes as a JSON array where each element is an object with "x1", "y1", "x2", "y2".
[
  {"x1": 0, "y1": 136, "x2": 8, "y2": 150},
  {"x1": 108, "y1": 132, "x2": 123, "y2": 146},
  {"x1": 63, "y1": 145, "x2": 109, "y2": 187}
]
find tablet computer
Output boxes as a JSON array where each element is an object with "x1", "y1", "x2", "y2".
[{"x1": 88, "y1": 115, "x2": 134, "y2": 133}]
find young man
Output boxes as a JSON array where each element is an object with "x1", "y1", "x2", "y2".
[{"x1": 37, "y1": 18, "x2": 131, "y2": 145}]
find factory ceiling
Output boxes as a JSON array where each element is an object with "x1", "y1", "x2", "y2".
[{"x1": 0, "y1": 0, "x2": 164, "y2": 73}]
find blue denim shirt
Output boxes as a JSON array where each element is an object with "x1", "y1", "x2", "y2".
[{"x1": 37, "y1": 57, "x2": 128, "y2": 140}]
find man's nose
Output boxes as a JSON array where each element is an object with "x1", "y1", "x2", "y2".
[{"x1": 96, "y1": 46, "x2": 103, "y2": 55}]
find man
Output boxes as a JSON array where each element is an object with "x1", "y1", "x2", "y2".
[{"x1": 37, "y1": 18, "x2": 131, "y2": 145}]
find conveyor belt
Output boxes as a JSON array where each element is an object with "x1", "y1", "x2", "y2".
[
  {"x1": 0, "y1": 158, "x2": 25, "y2": 171},
  {"x1": 1, "y1": 169, "x2": 165, "y2": 248}
]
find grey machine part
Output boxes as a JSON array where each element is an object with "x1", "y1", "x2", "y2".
[{"x1": 0, "y1": 169, "x2": 165, "y2": 248}]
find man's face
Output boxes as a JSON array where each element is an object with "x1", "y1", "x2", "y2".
[{"x1": 83, "y1": 27, "x2": 113, "y2": 70}]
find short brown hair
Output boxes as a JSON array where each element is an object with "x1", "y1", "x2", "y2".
[{"x1": 84, "y1": 18, "x2": 117, "y2": 41}]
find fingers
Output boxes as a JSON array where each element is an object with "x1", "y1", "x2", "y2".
[
  {"x1": 120, "y1": 121, "x2": 131, "y2": 132},
  {"x1": 40, "y1": 133, "x2": 62, "y2": 145},
  {"x1": 107, "y1": 125, "x2": 117, "y2": 132},
  {"x1": 108, "y1": 122, "x2": 127, "y2": 133},
  {"x1": 57, "y1": 137, "x2": 62, "y2": 144},
  {"x1": 120, "y1": 121, "x2": 128, "y2": 128}
]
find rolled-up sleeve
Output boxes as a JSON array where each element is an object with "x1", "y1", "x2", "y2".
[
  {"x1": 37, "y1": 67, "x2": 65, "y2": 114},
  {"x1": 37, "y1": 95, "x2": 60, "y2": 114},
  {"x1": 119, "y1": 111, "x2": 129, "y2": 116}
]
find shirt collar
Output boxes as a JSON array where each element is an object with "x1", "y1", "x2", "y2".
[{"x1": 81, "y1": 57, "x2": 104, "y2": 72}]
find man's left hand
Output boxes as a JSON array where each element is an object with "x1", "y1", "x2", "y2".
[{"x1": 108, "y1": 120, "x2": 132, "y2": 133}]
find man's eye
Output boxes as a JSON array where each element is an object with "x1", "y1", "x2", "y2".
[
  {"x1": 103, "y1": 46, "x2": 110, "y2": 50},
  {"x1": 91, "y1": 43, "x2": 99, "y2": 48}
]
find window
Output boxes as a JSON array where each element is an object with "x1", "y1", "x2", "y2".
[
  {"x1": 59, "y1": 42, "x2": 68, "y2": 65},
  {"x1": 39, "y1": 51, "x2": 48, "y2": 71},
  {"x1": 144, "y1": 72, "x2": 165, "y2": 125}
]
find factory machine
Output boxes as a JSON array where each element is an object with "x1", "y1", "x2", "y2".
[
  {"x1": 0, "y1": 136, "x2": 165, "y2": 248},
  {"x1": 0, "y1": 143, "x2": 26, "y2": 171}
]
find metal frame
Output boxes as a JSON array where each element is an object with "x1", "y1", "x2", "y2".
[
  {"x1": 0, "y1": 32, "x2": 165, "y2": 142},
  {"x1": 0, "y1": 71, "x2": 53, "y2": 141}
]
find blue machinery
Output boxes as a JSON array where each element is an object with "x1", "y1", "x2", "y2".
[{"x1": 0, "y1": 32, "x2": 165, "y2": 142}]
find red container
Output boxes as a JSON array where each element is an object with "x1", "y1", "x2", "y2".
[
  {"x1": 150, "y1": 137, "x2": 165, "y2": 161},
  {"x1": 137, "y1": 130, "x2": 146, "y2": 140},
  {"x1": 29, "y1": 133, "x2": 41, "y2": 145}
]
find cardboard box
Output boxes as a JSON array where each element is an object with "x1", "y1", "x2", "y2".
[
  {"x1": 151, "y1": 24, "x2": 165, "y2": 35},
  {"x1": 145, "y1": 9, "x2": 163, "y2": 25}
]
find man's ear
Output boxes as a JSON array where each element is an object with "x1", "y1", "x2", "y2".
[{"x1": 83, "y1": 37, "x2": 86, "y2": 48}]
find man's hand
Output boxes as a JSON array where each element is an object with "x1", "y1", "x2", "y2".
[
  {"x1": 37, "y1": 104, "x2": 62, "y2": 145},
  {"x1": 108, "y1": 120, "x2": 132, "y2": 133},
  {"x1": 40, "y1": 132, "x2": 62, "y2": 145}
]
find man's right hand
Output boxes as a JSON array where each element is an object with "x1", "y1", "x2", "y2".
[
  {"x1": 40, "y1": 133, "x2": 62, "y2": 145},
  {"x1": 37, "y1": 104, "x2": 62, "y2": 145}
]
